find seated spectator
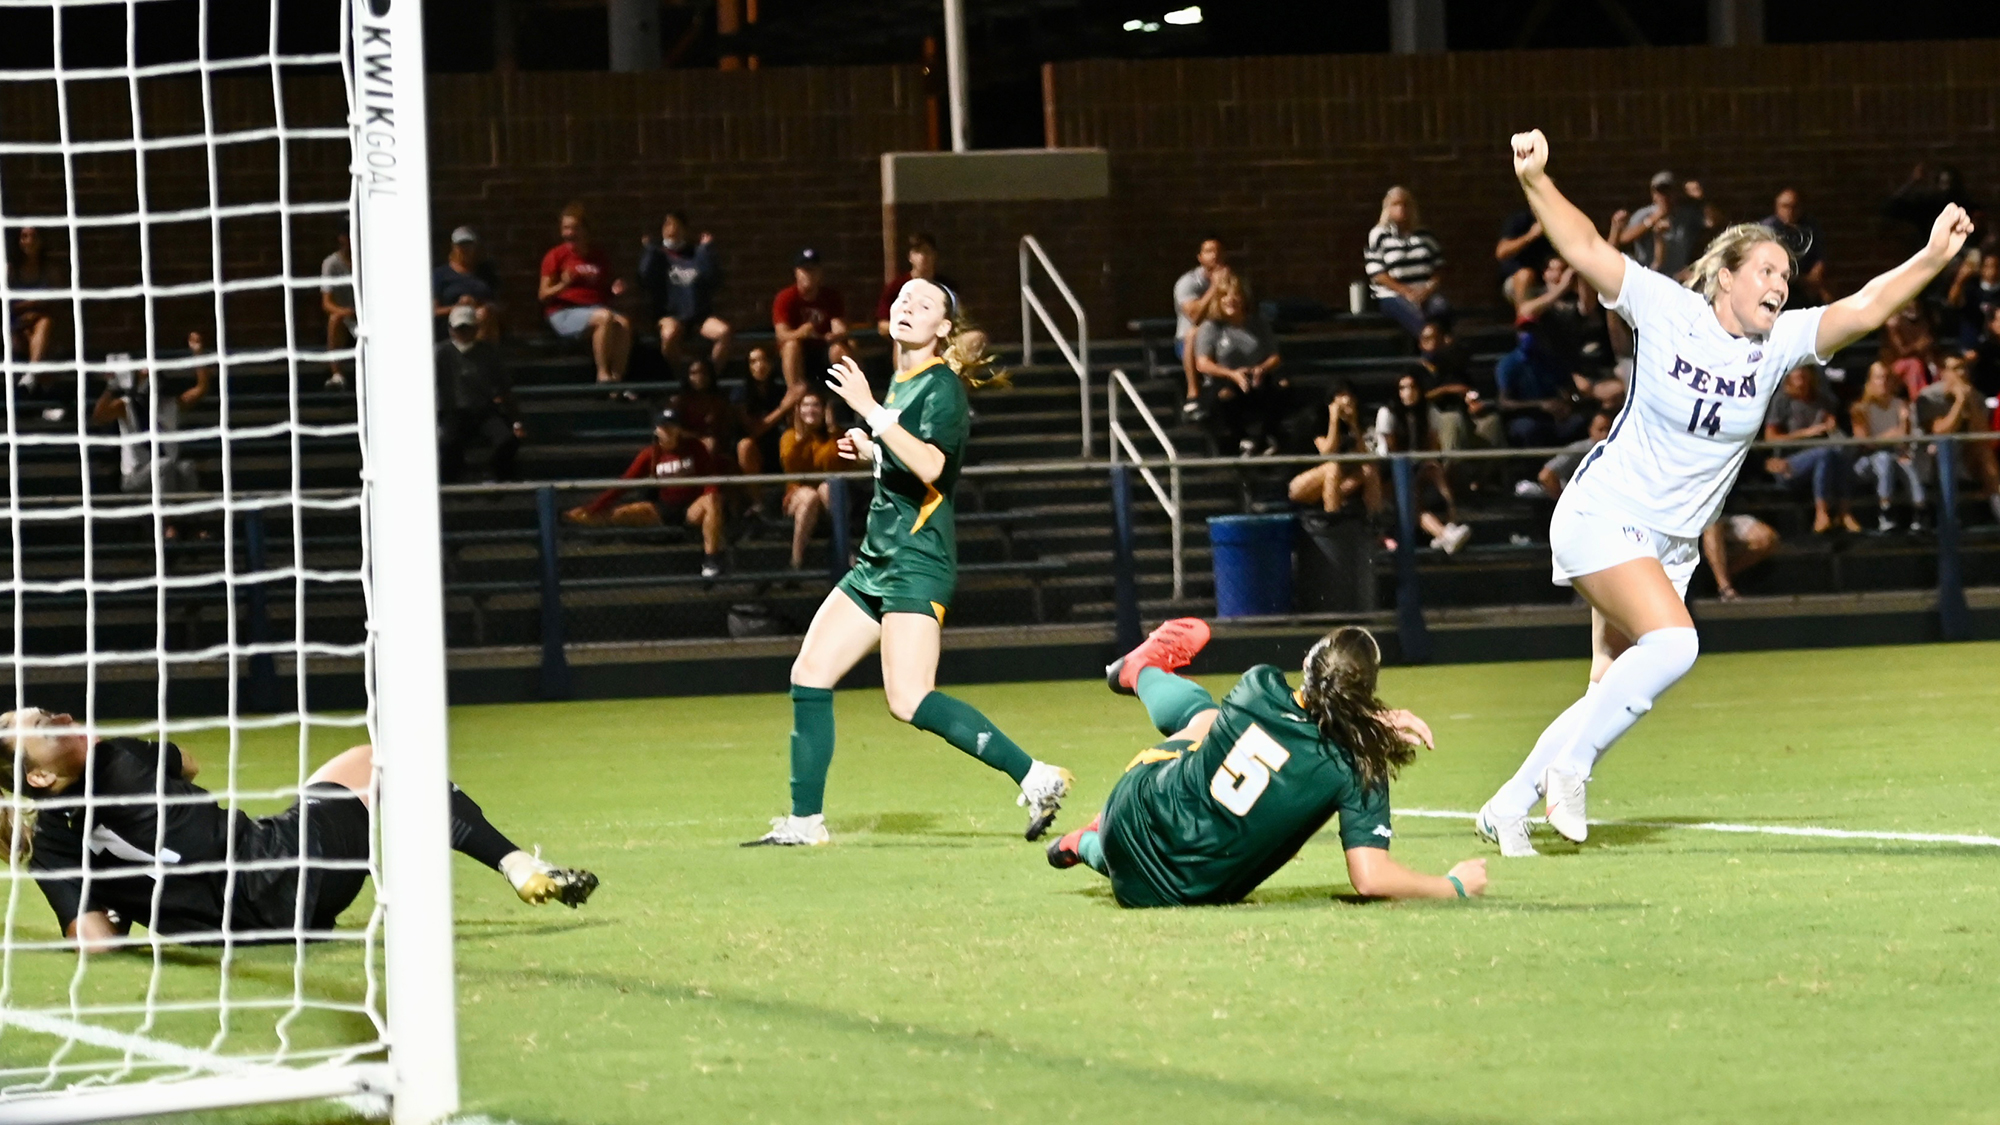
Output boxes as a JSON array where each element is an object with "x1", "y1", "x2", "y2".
[
  {"x1": 1915, "y1": 353, "x2": 2000, "y2": 525},
  {"x1": 1495, "y1": 209, "x2": 1553, "y2": 310},
  {"x1": 1513, "y1": 255, "x2": 1620, "y2": 411},
  {"x1": 638, "y1": 211, "x2": 731, "y2": 368},
  {"x1": 6, "y1": 225, "x2": 56, "y2": 380},
  {"x1": 876, "y1": 232, "x2": 956, "y2": 342},
  {"x1": 1192, "y1": 278, "x2": 1287, "y2": 455},
  {"x1": 1288, "y1": 382, "x2": 1380, "y2": 515},
  {"x1": 1881, "y1": 301, "x2": 1939, "y2": 400},
  {"x1": 734, "y1": 344, "x2": 799, "y2": 518},
  {"x1": 434, "y1": 304, "x2": 521, "y2": 484},
  {"x1": 538, "y1": 203, "x2": 632, "y2": 389},
  {"x1": 773, "y1": 249, "x2": 851, "y2": 410},
  {"x1": 1763, "y1": 364, "x2": 1858, "y2": 535},
  {"x1": 1373, "y1": 372, "x2": 1472, "y2": 554},
  {"x1": 1365, "y1": 187, "x2": 1448, "y2": 339},
  {"x1": 1537, "y1": 410, "x2": 1613, "y2": 500},
  {"x1": 320, "y1": 224, "x2": 355, "y2": 388},
  {"x1": 432, "y1": 226, "x2": 502, "y2": 342},
  {"x1": 1968, "y1": 304, "x2": 2000, "y2": 397},
  {"x1": 92, "y1": 340, "x2": 206, "y2": 494},
  {"x1": 1701, "y1": 510, "x2": 1780, "y2": 602},
  {"x1": 778, "y1": 390, "x2": 843, "y2": 571},
  {"x1": 1614, "y1": 171, "x2": 1703, "y2": 278},
  {"x1": 1173, "y1": 237, "x2": 1232, "y2": 406},
  {"x1": 1884, "y1": 163, "x2": 1982, "y2": 254},
  {"x1": 564, "y1": 407, "x2": 725, "y2": 578},
  {"x1": 1946, "y1": 250, "x2": 2000, "y2": 349},
  {"x1": 1415, "y1": 320, "x2": 1505, "y2": 455},
  {"x1": 1850, "y1": 362, "x2": 1926, "y2": 533},
  {"x1": 1760, "y1": 188, "x2": 1829, "y2": 306},
  {"x1": 1494, "y1": 320, "x2": 1589, "y2": 448},
  {"x1": 669, "y1": 356, "x2": 737, "y2": 463}
]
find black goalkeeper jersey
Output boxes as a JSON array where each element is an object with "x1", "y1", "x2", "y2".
[{"x1": 29, "y1": 738, "x2": 236, "y2": 936}]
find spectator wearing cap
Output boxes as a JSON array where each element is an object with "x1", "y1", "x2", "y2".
[
  {"x1": 876, "y1": 232, "x2": 955, "y2": 342},
  {"x1": 1615, "y1": 171, "x2": 1703, "y2": 278},
  {"x1": 434, "y1": 304, "x2": 521, "y2": 484},
  {"x1": 772, "y1": 248, "x2": 851, "y2": 407},
  {"x1": 320, "y1": 225, "x2": 355, "y2": 388},
  {"x1": 1761, "y1": 188, "x2": 1829, "y2": 306},
  {"x1": 638, "y1": 210, "x2": 731, "y2": 369},
  {"x1": 537, "y1": 202, "x2": 632, "y2": 388},
  {"x1": 565, "y1": 407, "x2": 726, "y2": 578},
  {"x1": 432, "y1": 226, "x2": 503, "y2": 342},
  {"x1": 1364, "y1": 187, "x2": 1448, "y2": 340}
]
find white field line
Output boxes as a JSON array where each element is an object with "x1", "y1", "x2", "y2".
[{"x1": 1397, "y1": 808, "x2": 2000, "y2": 848}]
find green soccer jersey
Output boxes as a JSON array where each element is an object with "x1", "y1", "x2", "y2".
[
  {"x1": 1103, "y1": 664, "x2": 1393, "y2": 908},
  {"x1": 847, "y1": 360, "x2": 969, "y2": 597}
]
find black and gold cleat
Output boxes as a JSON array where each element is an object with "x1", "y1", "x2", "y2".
[{"x1": 515, "y1": 866, "x2": 599, "y2": 908}]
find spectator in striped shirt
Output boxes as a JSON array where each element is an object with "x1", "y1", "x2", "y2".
[{"x1": 1365, "y1": 187, "x2": 1449, "y2": 340}]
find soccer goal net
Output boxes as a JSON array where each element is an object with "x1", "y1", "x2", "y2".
[{"x1": 0, "y1": 0, "x2": 457, "y2": 1121}]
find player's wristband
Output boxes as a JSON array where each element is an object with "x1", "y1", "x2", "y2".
[
  {"x1": 1447, "y1": 874, "x2": 1466, "y2": 899},
  {"x1": 866, "y1": 405, "x2": 902, "y2": 437}
]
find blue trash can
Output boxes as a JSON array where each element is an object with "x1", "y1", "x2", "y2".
[{"x1": 1207, "y1": 513, "x2": 1296, "y2": 618}]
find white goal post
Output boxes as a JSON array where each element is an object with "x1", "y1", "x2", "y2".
[{"x1": 0, "y1": 0, "x2": 459, "y2": 1118}]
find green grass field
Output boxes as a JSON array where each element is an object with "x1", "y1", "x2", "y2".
[{"x1": 8, "y1": 642, "x2": 2000, "y2": 1124}]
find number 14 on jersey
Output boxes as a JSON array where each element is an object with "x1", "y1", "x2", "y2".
[{"x1": 1685, "y1": 398, "x2": 1722, "y2": 437}]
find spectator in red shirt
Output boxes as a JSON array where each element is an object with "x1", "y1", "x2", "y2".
[
  {"x1": 668, "y1": 356, "x2": 738, "y2": 463},
  {"x1": 874, "y1": 231, "x2": 954, "y2": 339},
  {"x1": 563, "y1": 407, "x2": 725, "y2": 577},
  {"x1": 538, "y1": 203, "x2": 632, "y2": 389},
  {"x1": 773, "y1": 248, "x2": 851, "y2": 405}
]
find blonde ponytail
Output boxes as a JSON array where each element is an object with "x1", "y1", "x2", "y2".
[
  {"x1": 1685, "y1": 222, "x2": 1794, "y2": 302},
  {"x1": 941, "y1": 313, "x2": 1009, "y2": 391}
]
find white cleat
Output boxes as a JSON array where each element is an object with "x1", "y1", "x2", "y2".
[
  {"x1": 1541, "y1": 767, "x2": 1589, "y2": 843},
  {"x1": 742, "y1": 813, "x2": 830, "y2": 847},
  {"x1": 1017, "y1": 761, "x2": 1074, "y2": 842},
  {"x1": 1476, "y1": 802, "x2": 1538, "y2": 858}
]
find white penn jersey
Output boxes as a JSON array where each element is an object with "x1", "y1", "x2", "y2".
[{"x1": 1563, "y1": 263, "x2": 1829, "y2": 538}]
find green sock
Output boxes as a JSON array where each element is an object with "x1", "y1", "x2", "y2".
[
  {"x1": 908, "y1": 691, "x2": 1034, "y2": 783},
  {"x1": 1077, "y1": 829, "x2": 1108, "y2": 875},
  {"x1": 788, "y1": 684, "x2": 835, "y2": 817},
  {"x1": 1135, "y1": 665, "x2": 1217, "y2": 737}
]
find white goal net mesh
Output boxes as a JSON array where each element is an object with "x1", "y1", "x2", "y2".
[{"x1": 0, "y1": 0, "x2": 430, "y2": 1115}]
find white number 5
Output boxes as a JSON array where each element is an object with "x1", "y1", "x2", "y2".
[{"x1": 1209, "y1": 724, "x2": 1292, "y2": 816}]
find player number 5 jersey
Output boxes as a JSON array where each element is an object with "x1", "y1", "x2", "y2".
[{"x1": 1564, "y1": 263, "x2": 1828, "y2": 538}]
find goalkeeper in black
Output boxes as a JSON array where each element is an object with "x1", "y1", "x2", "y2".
[
  {"x1": 1, "y1": 707, "x2": 597, "y2": 953},
  {"x1": 1046, "y1": 620, "x2": 1489, "y2": 907}
]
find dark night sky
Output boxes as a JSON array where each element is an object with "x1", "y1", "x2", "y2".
[{"x1": 1, "y1": 0, "x2": 1995, "y2": 149}]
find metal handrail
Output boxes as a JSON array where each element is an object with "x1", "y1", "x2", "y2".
[
  {"x1": 1106, "y1": 368, "x2": 1183, "y2": 600},
  {"x1": 1019, "y1": 234, "x2": 1091, "y2": 457}
]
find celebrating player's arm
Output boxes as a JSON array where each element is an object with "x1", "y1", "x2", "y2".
[
  {"x1": 1509, "y1": 129, "x2": 1630, "y2": 307},
  {"x1": 1815, "y1": 204, "x2": 1973, "y2": 356}
]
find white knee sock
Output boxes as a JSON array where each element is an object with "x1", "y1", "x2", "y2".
[
  {"x1": 1550, "y1": 627, "x2": 1699, "y2": 778},
  {"x1": 1488, "y1": 682, "x2": 1599, "y2": 819}
]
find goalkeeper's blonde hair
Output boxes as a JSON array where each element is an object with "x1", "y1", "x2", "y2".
[{"x1": 0, "y1": 708, "x2": 53, "y2": 864}]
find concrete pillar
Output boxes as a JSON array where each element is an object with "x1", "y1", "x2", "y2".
[
  {"x1": 608, "y1": 0, "x2": 660, "y2": 72},
  {"x1": 1708, "y1": 0, "x2": 1764, "y2": 46},
  {"x1": 1388, "y1": 0, "x2": 1446, "y2": 54}
]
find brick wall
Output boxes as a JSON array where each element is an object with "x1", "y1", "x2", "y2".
[
  {"x1": 7, "y1": 42, "x2": 1999, "y2": 361},
  {"x1": 1046, "y1": 40, "x2": 2000, "y2": 329}
]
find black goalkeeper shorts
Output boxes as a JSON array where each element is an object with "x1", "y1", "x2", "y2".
[{"x1": 231, "y1": 782, "x2": 372, "y2": 935}]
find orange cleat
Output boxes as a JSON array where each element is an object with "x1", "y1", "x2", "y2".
[{"x1": 1104, "y1": 618, "x2": 1212, "y2": 695}]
